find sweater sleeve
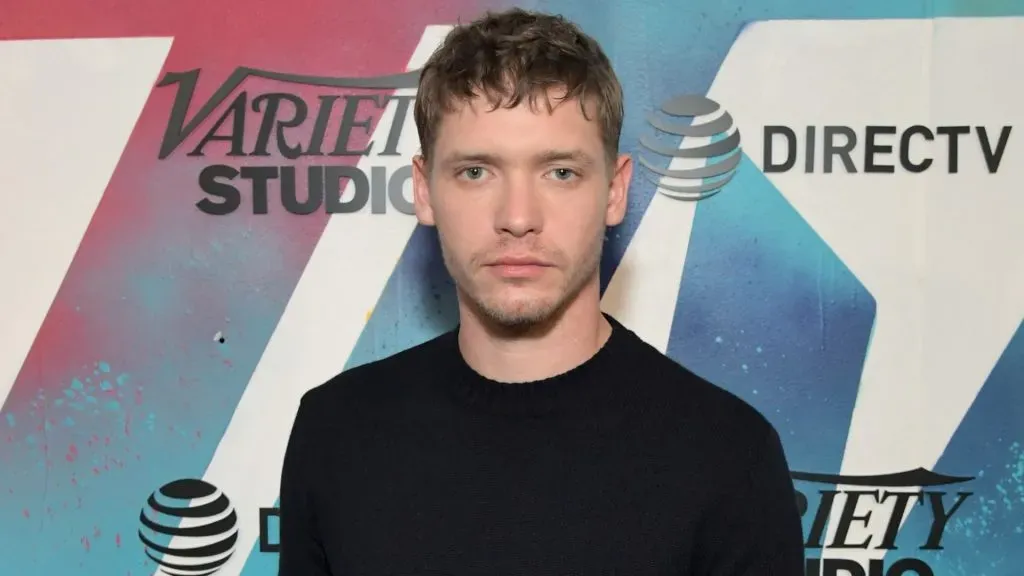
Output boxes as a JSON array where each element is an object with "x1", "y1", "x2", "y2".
[
  {"x1": 691, "y1": 425, "x2": 806, "y2": 576},
  {"x1": 278, "y1": 395, "x2": 333, "y2": 576}
]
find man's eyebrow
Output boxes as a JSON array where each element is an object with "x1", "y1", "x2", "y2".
[
  {"x1": 438, "y1": 152, "x2": 502, "y2": 167},
  {"x1": 438, "y1": 149, "x2": 597, "y2": 167},
  {"x1": 533, "y1": 148, "x2": 597, "y2": 166}
]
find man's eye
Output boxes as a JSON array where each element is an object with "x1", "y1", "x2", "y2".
[
  {"x1": 459, "y1": 167, "x2": 486, "y2": 180},
  {"x1": 550, "y1": 168, "x2": 578, "y2": 181}
]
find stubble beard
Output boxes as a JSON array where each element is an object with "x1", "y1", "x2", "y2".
[{"x1": 441, "y1": 231, "x2": 605, "y2": 332}]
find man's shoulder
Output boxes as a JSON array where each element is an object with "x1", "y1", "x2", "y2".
[
  {"x1": 295, "y1": 330, "x2": 454, "y2": 422},
  {"x1": 621, "y1": 326, "x2": 778, "y2": 457}
]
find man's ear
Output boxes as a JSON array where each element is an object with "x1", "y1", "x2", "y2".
[
  {"x1": 605, "y1": 153, "x2": 633, "y2": 227},
  {"x1": 412, "y1": 154, "x2": 435, "y2": 226}
]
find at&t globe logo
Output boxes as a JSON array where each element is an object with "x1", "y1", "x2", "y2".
[
  {"x1": 638, "y1": 94, "x2": 742, "y2": 201},
  {"x1": 138, "y1": 479, "x2": 239, "y2": 576}
]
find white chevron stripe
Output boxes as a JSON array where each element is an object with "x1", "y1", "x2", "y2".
[
  {"x1": 602, "y1": 194, "x2": 698, "y2": 353},
  {"x1": 711, "y1": 17, "x2": 1024, "y2": 567},
  {"x1": 151, "y1": 26, "x2": 453, "y2": 576},
  {"x1": 602, "y1": 188, "x2": 698, "y2": 353},
  {"x1": 601, "y1": 108, "x2": 735, "y2": 349},
  {"x1": 0, "y1": 37, "x2": 173, "y2": 410}
]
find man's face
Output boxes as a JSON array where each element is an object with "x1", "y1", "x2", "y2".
[{"x1": 412, "y1": 90, "x2": 632, "y2": 329}]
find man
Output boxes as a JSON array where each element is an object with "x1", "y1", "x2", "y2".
[{"x1": 279, "y1": 7, "x2": 805, "y2": 575}]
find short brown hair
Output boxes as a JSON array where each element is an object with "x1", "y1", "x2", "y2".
[{"x1": 414, "y1": 8, "x2": 624, "y2": 166}]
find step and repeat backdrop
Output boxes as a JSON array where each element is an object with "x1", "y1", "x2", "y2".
[{"x1": 2, "y1": 1, "x2": 1023, "y2": 575}]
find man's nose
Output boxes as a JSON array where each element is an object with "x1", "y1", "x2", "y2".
[{"x1": 494, "y1": 174, "x2": 544, "y2": 237}]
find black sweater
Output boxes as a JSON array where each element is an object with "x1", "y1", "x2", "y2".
[{"x1": 279, "y1": 314, "x2": 805, "y2": 575}]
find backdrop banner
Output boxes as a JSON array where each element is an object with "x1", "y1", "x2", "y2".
[{"x1": 1, "y1": 3, "x2": 1023, "y2": 575}]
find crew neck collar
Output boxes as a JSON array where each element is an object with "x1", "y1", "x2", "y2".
[{"x1": 443, "y1": 313, "x2": 629, "y2": 418}]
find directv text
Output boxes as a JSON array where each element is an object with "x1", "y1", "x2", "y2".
[{"x1": 763, "y1": 125, "x2": 1012, "y2": 174}]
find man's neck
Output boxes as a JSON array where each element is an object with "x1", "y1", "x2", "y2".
[{"x1": 456, "y1": 285, "x2": 612, "y2": 384}]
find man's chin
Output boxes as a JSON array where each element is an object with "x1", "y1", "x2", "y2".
[{"x1": 475, "y1": 295, "x2": 564, "y2": 329}]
